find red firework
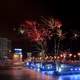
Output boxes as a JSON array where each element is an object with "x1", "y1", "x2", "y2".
[
  {"x1": 21, "y1": 20, "x2": 44, "y2": 42},
  {"x1": 54, "y1": 18, "x2": 62, "y2": 28},
  {"x1": 20, "y1": 17, "x2": 62, "y2": 42}
]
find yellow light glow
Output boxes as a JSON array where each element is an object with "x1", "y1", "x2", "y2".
[{"x1": 14, "y1": 54, "x2": 19, "y2": 58}]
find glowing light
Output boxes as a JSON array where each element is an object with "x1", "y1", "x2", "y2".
[
  {"x1": 19, "y1": 17, "x2": 63, "y2": 57},
  {"x1": 74, "y1": 55, "x2": 76, "y2": 58},
  {"x1": 20, "y1": 29, "x2": 25, "y2": 34},
  {"x1": 40, "y1": 16, "x2": 55, "y2": 29},
  {"x1": 39, "y1": 57, "x2": 42, "y2": 60},
  {"x1": 58, "y1": 74, "x2": 80, "y2": 80},
  {"x1": 40, "y1": 16, "x2": 62, "y2": 29},
  {"x1": 63, "y1": 54, "x2": 66, "y2": 58},
  {"x1": 13, "y1": 54, "x2": 19, "y2": 58},
  {"x1": 54, "y1": 56, "x2": 56, "y2": 59},
  {"x1": 60, "y1": 54, "x2": 63, "y2": 57},
  {"x1": 47, "y1": 66, "x2": 51, "y2": 69},
  {"x1": 14, "y1": 48, "x2": 22, "y2": 51},
  {"x1": 42, "y1": 71, "x2": 54, "y2": 75},
  {"x1": 42, "y1": 66, "x2": 45, "y2": 69},
  {"x1": 9, "y1": 50, "x2": 11, "y2": 53},
  {"x1": 69, "y1": 54, "x2": 72, "y2": 57},
  {"x1": 20, "y1": 17, "x2": 62, "y2": 42},
  {"x1": 70, "y1": 68, "x2": 73, "y2": 71},
  {"x1": 74, "y1": 33, "x2": 78, "y2": 38},
  {"x1": 79, "y1": 68, "x2": 80, "y2": 70},
  {"x1": 75, "y1": 68, "x2": 77, "y2": 71},
  {"x1": 61, "y1": 64, "x2": 65, "y2": 68},
  {"x1": 54, "y1": 18, "x2": 62, "y2": 28},
  {"x1": 57, "y1": 56, "x2": 60, "y2": 59},
  {"x1": 58, "y1": 68, "x2": 62, "y2": 72},
  {"x1": 36, "y1": 63, "x2": 42, "y2": 68},
  {"x1": 31, "y1": 63, "x2": 35, "y2": 66},
  {"x1": 26, "y1": 62, "x2": 29, "y2": 66},
  {"x1": 77, "y1": 53, "x2": 80, "y2": 56},
  {"x1": 47, "y1": 71, "x2": 54, "y2": 75},
  {"x1": 71, "y1": 31, "x2": 80, "y2": 40},
  {"x1": 14, "y1": 48, "x2": 22, "y2": 55},
  {"x1": 37, "y1": 68, "x2": 40, "y2": 72}
]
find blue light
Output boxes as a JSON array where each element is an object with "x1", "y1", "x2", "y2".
[
  {"x1": 31, "y1": 63, "x2": 34, "y2": 66},
  {"x1": 58, "y1": 68, "x2": 62, "y2": 72},
  {"x1": 14, "y1": 48, "x2": 22, "y2": 55},
  {"x1": 42, "y1": 71, "x2": 54, "y2": 75},
  {"x1": 61, "y1": 64, "x2": 65, "y2": 68},
  {"x1": 47, "y1": 66, "x2": 50, "y2": 69},
  {"x1": 75, "y1": 68, "x2": 77, "y2": 71},
  {"x1": 36, "y1": 63, "x2": 42, "y2": 68},
  {"x1": 26, "y1": 62, "x2": 29, "y2": 66},
  {"x1": 79, "y1": 68, "x2": 80, "y2": 70},
  {"x1": 47, "y1": 71, "x2": 54, "y2": 75},
  {"x1": 42, "y1": 66, "x2": 45, "y2": 69},
  {"x1": 37, "y1": 68, "x2": 40, "y2": 72},
  {"x1": 58, "y1": 74, "x2": 80, "y2": 80},
  {"x1": 70, "y1": 68, "x2": 73, "y2": 71}
]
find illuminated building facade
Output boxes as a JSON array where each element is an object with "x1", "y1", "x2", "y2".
[
  {"x1": 0, "y1": 38, "x2": 11, "y2": 59},
  {"x1": 13, "y1": 48, "x2": 22, "y2": 62}
]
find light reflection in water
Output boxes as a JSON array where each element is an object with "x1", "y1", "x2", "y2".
[{"x1": 58, "y1": 74, "x2": 80, "y2": 80}]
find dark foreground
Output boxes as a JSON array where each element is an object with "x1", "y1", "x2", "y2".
[
  {"x1": 0, "y1": 65, "x2": 80, "y2": 80},
  {"x1": 0, "y1": 65, "x2": 55, "y2": 80}
]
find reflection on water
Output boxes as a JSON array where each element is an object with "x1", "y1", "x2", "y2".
[
  {"x1": 58, "y1": 74, "x2": 80, "y2": 80},
  {"x1": 41, "y1": 71, "x2": 80, "y2": 80},
  {"x1": 0, "y1": 67, "x2": 80, "y2": 80}
]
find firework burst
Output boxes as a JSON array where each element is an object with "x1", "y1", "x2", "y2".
[{"x1": 19, "y1": 17, "x2": 63, "y2": 55}]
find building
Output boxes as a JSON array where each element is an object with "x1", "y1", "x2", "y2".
[
  {"x1": 13, "y1": 48, "x2": 22, "y2": 62},
  {"x1": 0, "y1": 38, "x2": 11, "y2": 59}
]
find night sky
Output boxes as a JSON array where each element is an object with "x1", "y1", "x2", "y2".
[{"x1": 0, "y1": 0, "x2": 80, "y2": 53}]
